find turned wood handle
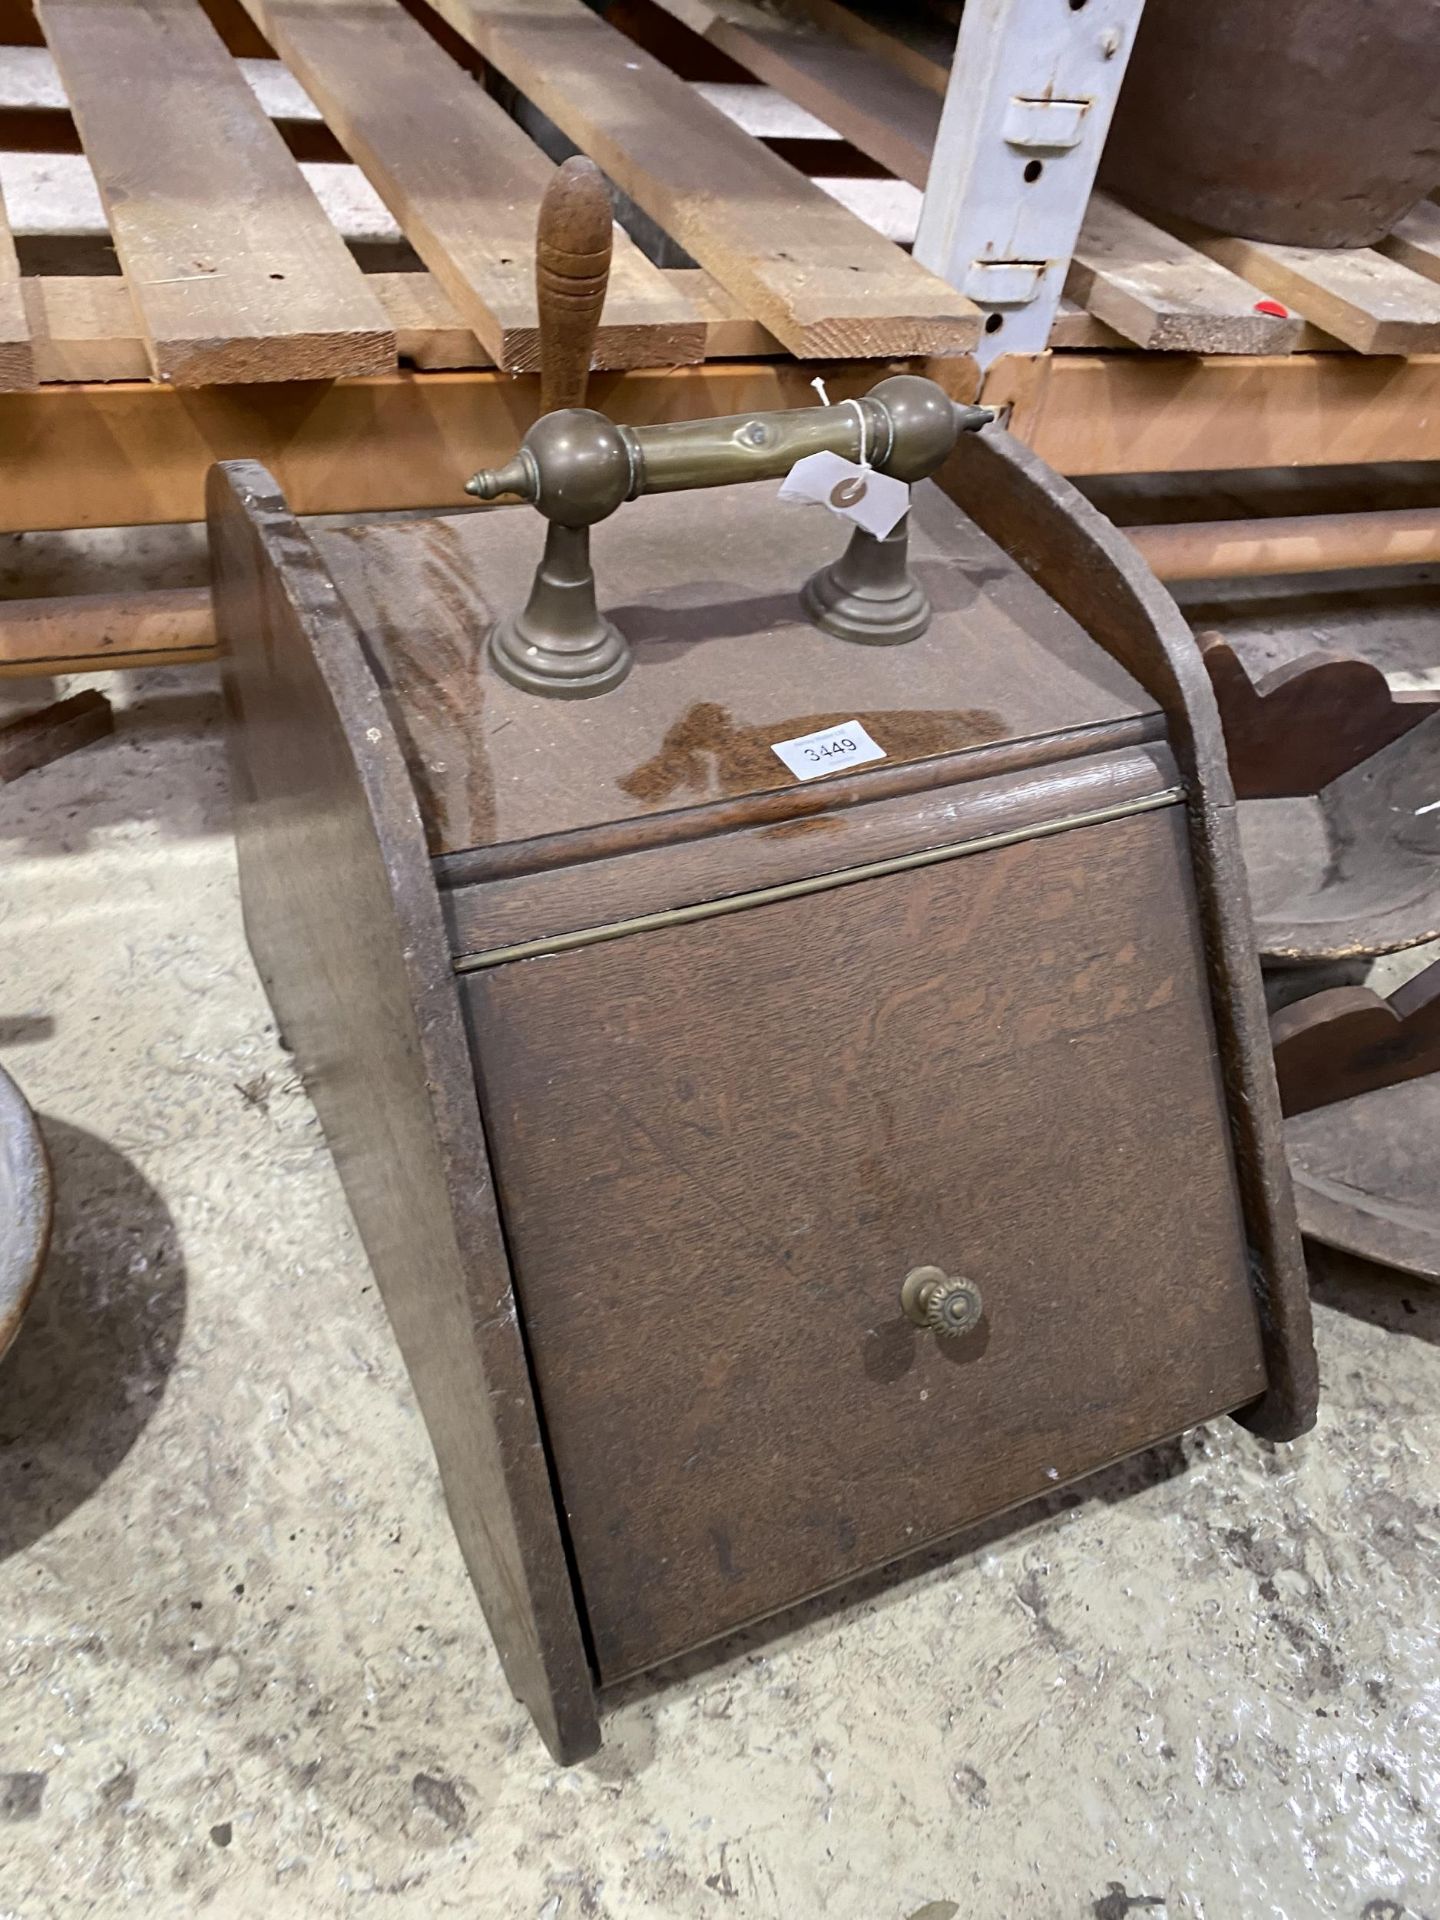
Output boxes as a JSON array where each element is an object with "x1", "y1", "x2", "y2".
[{"x1": 536, "y1": 156, "x2": 613, "y2": 414}]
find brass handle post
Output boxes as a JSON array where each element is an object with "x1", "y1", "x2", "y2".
[{"x1": 465, "y1": 375, "x2": 995, "y2": 697}]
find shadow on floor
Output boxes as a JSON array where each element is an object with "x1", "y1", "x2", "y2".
[
  {"x1": 1307, "y1": 1242, "x2": 1440, "y2": 1349},
  {"x1": 0, "y1": 1117, "x2": 187, "y2": 1561}
]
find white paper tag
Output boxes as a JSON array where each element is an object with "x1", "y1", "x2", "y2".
[
  {"x1": 771, "y1": 719, "x2": 886, "y2": 782},
  {"x1": 777, "y1": 451, "x2": 910, "y2": 540}
]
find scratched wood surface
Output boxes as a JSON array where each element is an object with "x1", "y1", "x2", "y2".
[
  {"x1": 212, "y1": 460, "x2": 599, "y2": 1763},
  {"x1": 33, "y1": 0, "x2": 393, "y2": 382},
  {"x1": 421, "y1": 0, "x2": 980, "y2": 358},
  {"x1": 314, "y1": 478, "x2": 1155, "y2": 858},
  {"x1": 232, "y1": 0, "x2": 703, "y2": 371},
  {"x1": 0, "y1": 178, "x2": 32, "y2": 389},
  {"x1": 933, "y1": 426, "x2": 1318, "y2": 1442},
  {"x1": 466, "y1": 805, "x2": 1266, "y2": 1679}
]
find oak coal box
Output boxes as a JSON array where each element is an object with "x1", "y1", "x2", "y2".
[{"x1": 213, "y1": 395, "x2": 1316, "y2": 1763}]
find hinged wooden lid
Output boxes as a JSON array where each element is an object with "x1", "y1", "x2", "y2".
[{"x1": 314, "y1": 479, "x2": 1158, "y2": 860}]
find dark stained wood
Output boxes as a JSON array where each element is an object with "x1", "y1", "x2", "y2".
[
  {"x1": 1272, "y1": 961, "x2": 1440, "y2": 1116},
  {"x1": 1288, "y1": 1075, "x2": 1440, "y2": 1281},
  {"x1": 210, "y1": 461, "x2": 598, "y2": 1763},
  {"x1": 934, "y1": 426, "x2": 1318, "y2": 1441},
  {"x1": 466, "y1": 807, "x2": 1267, "y2": 1678},
  {"x1": 312, "y1": 479, "x2": 1157, "y2": 859},
  {"x1": 442, "y1": 740, "x2": 1181, "y2": 957},
  {"x1": 0, "y1": 690, "x2": 113, "y2": 783},
  {"x1": 1236, "y1": 714, "x2": 1440, "y2": 964},
  {"x1": 0, "y1": 1062, "x2": 51, "y2": 1361},
  {"x1": 216, "y1": 424, "x2": 1322, "y2": 1752},
  {"x1": 1199, "y1": 633, "x2": 1440, "y2": 800},
  {"x1": 435, "y1": 715, "x2": 1168, "y2": 891},
  {"x1": 536, "y1": 158, "x2": 612, "y2": 412}
]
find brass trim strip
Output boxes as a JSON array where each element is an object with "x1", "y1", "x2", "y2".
[{"x1": 452, "y1": 787, "x2": 1184, "y2": 973}]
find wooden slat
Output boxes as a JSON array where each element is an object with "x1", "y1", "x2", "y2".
[
  {"x1": 0, "y1": 362, "x2": 856, "y2": 530},
  {"x1": 16, "y1": 265, "x2": 1098, "y2": 377},
  {"x1": 1180, "y1": 223, "x2": 1440, "y2": 355},
  {"x1": 0, "y1": 587, "x2": 215, "y2": 674},
  {"x1": 0, "y1": 182, "x2": 34, "y2": 389},
  {"x1": 1380, "y1": 198, "x2": 1440, "y2": 287},
  {"x1": 22, "y1": 277, "x2": 147, "y2": 382},
  {"x1": 664, "y1": 267, "x2": 780, "y2": 355},
  {"x1": 423, "y1": 0, "x2": 979, "y2": 358},
  {"x1": 657, "y1": 6, "x2": 1296, "y2": 363},
  {"x1": 1048, "y1": 296, "x2": 1125, "y2": 350},
  {"x1": 32, "y1": 0, "x2": 394, "y2": 383},
  {"x1": 790, "y1": 0, "x2": 949, "y2": 94},
  {"x1": 653, "y1": 0, "x2": 935, "y2": 187},
  {"x1": 6, "y1": 352, "x2": 1440, "y2": 535},
  {"x1": 987, "y1": 349, "x2": 1440, "y2": 475},
  {"x1": 18, "y1": 269, "x2": 776, "y2": 379},
  {"x1": 1066, "y1": 195, "x2": 1302, "y2": 355},
  {"x1": 233, "y1": 0, "x2": 702, "y2": 370}
]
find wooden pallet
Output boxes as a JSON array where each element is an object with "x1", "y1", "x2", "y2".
[
  {"x1": 6, "y1": 0, "x2": 1440, "y2": 387},
  {"x1": 2, "y1": 0, "x2": 1440, "y2": 543}
]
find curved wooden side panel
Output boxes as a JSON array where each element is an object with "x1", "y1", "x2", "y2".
[
  {"x1": 1273, "y1": 960, "x2": 1440, "y2": 1117},
  {"x1": 209, "y1": 461, "x2": 598, "y2": 1762},
  {"x1": 935, "y1": 428, "x2": 1318, "y2": 1441},
  {"x1": 1197, "y1": 632, "x2": 1440, "y2": 801}
]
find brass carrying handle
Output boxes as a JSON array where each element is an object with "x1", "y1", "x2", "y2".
[
  {"x1": 901, "y1": 1266, "x2": 984, "y2": 1338},
  {"x1": 465, "y1": 376, "x2": 995, "y2": 529}
]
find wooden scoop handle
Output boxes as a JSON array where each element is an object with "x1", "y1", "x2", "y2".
[{"x1": 536, "y1": 156, "x2": 613, "y2": 413}]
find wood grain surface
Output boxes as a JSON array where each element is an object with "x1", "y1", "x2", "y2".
[
  {"x1": 211, "y1": 461, "x2": 598, "y2": 1763},
  {"x1": 313, "y1": 477, "x2": 1154, "y2": 857},
  {"x1": 424, "y1": 0, "x2": 979, "y2": 357},
  {"x1": 16, "y1": 269, "x2": 748, "y2": 383},
  {"x1": 0, "y1": 181, "x2": 33, "y2": 390},
  {"x1": 653, "y1": 0, "x2": 937, "y2": 187},
  {"x1": 1067, "y1": 196, "x2": 1302, "y2": 356},
  {"x1": 934, "y1": 426, "x2": 1318, "y2": 1441},
  {"x1": 34, "y1": 0, "x2": 393, "y2": 383},
  {"x1": 1182, "y1": 223, "x2": 1440, "y2": 355},
  {"x1": 441, "y1": 741, "x2": 1180, "y2": 957},
  {"x1": 1272, "y1": 961, "x2": 1440, "y2": 1116},
  {"x1": 232, "y1": 0, "x2": 701, "y2": 372},
  {"x1": 1287, "y1": 1074, "x2": 1440, "y2": 1280},
  {"x1": 467, "y1": 807, "x2": 1265, "y2": 1678},
  {"x1": 1236, "y1": 714, "x2": 1440, "y2": 963},
  {"x1": 535, "y1": 157, "x2": 612, "y2": 411},
  {"x1": 1199, "y1": 632, "x2": 1440, "y2": 799}
]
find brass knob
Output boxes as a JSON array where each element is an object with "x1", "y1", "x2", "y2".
[{"x1": 901, "y1": 1266, "x2": 983, "y2": 1338}]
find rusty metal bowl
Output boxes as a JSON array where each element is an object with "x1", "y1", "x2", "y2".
[{"x1": 0, "y1": 1062, "x2": 52, "y2": 1359}]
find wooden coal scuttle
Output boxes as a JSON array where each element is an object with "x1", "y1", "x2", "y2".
[{"x1": 212, "y1": 169, "x2": 1316, "y2": 1766}]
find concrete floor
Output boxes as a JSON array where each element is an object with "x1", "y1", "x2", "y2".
[{"x1": 1, "y1": 658, "x2": 1438, "y2": 1920}]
